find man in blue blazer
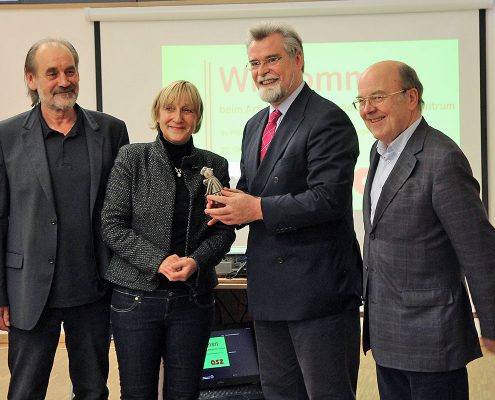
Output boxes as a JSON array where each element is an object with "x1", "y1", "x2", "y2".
[
  {"x1": 0, "y1": 39, "x2": 129, "y2": 399},
  {"x1": 359, "y1": 60, "x2": 495, "y2": 399},
  {"x1": 206, "y1": 23, "x2": 362, "y2": 399}
]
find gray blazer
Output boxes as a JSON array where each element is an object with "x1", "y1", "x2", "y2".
[
  {"x1": 363, "y1": 118, "x2": 495, "y2": 372},
  {"x1": 0, "y1": 105, "x2": 129, "y2": 330},
  {"x1": 238, "y1": 84, "x2": 362, "y2": 321},
  {"x1": 101, "y1": 136, "x2": 235, "y2": 293}
]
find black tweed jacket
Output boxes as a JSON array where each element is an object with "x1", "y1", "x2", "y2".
[{"x1": 101, "y1": 135, "x2": 235, "y2": 292}]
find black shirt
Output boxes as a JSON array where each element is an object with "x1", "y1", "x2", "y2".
[
  {"x1": 158, "y1": 134, "x2": 192, "y2": 289},
  {"x1": 39, "y1": 106, "x2": 105, "y2": 307}
]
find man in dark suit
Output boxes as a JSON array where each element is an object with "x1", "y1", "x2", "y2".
[
  {"x1": 358, "y1": 60, "x2": 495, "y2": 399},
  {"x1": 0, "y1": 38, "x2": 129, "y2": 399},
  {"x1": 205, "y1": 23, "x2": 362, "y2": 399}
]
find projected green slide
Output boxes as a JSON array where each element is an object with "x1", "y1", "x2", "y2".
[
  {"x1": 204, "y1": 336, "x2": 231, "y2": 369},
  {"x1": 162, "y1": 40, "x2": 459, "y2": 210}
]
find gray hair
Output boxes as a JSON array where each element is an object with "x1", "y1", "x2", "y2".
[
  {"x1": 398, "y1": 63, "x2": 424, "y2": 110},
  {"x1": 247, "y1": 22, "x2": 305, "y2": 72},
  {"x1": 24, "y1": 38, "x2": 79, "y2": 107}
]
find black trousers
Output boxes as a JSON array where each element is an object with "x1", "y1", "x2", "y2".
[
  {"x1": 376, "y1": 364, "x2": 469, "y2": 400},
  {"x1": 254, "y1": 308, "x2": 360, "y2": 400},
  {"x1": 7, "y1": 296, "x2": 111, "y2": 400}
]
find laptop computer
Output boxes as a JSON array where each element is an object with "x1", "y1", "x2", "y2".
[{"x1": 199, "y1": 326, "x2": 264, "y2": 400}]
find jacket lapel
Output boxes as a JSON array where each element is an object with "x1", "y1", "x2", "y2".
[
  {"x1": 243, "y1": 110, "x2": 267, "y2": 193},
  {"x1": 21, "y1": 108, "x2": 56, "y2": 213},
  {"x1": 182, "y1": 149, "x2": 205, "y2": 198},
  {"x1": 371, "y1": 119, "x2": 428, "y2": 227},
  {"x1": 363, "y1": 144, "x2": 379, "y2": 229},
  {"x1": 82, "y1": 108, "x2": 104, "y2": 217}
]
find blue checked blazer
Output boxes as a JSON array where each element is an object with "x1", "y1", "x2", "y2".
[{"x1": 363, "y1": 118, "x2": 495, "y2": 372}]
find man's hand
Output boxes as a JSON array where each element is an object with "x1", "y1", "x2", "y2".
[
  {"x1": 0, "y1": 306, "x2": 10, "y2": 332},
  {"x1": 205, "y1": 188, "x2": 262, "y2": 226},
  {"x1": 205, "y1": 193, "x2": 225, "y2": 226},
  {"x1": 158, "y1": 255, "x2": 198, "y2": 282},
  {"x1": 482, "y1": 337, "x2": 495, "y2": 354}
]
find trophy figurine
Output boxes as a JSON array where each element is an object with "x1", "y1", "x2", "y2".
[{"x1": 200, "y1": 167, "x2": 223, "y2": 197}]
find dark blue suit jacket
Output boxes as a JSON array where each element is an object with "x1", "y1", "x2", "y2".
[
  {"x1": 238, "y1": 84, "x2": 362, "y2": 321},
  {"x1": 0, "y1": 105, "x2": 129, "y2": 330}
]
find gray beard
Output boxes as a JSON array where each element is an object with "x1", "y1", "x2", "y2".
[
  {"x1": 258, "y1": 84, "x2": 283, "y2": 104},
  {"x1": 41, "y1": 92, "x2": 78, "y2": 113}
]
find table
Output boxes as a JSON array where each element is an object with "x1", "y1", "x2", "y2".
[{"x1": 217, "y1": 277, "x2": 247, "y2": 289}]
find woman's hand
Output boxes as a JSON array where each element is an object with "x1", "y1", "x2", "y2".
[{"x1": 158, "y1": 255, "x2": 198, "y2": 282}]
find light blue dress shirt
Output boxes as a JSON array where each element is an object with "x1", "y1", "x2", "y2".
[
  {"x1": 370, "y1": 116, "x2": 422, "y2": 223},
  {"x1": 268, "y1": 81, "x2": 305, "y2": 129}
]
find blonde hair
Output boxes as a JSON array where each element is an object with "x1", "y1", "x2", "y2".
[{"x1": 151, "y1": 80, "x2": 203, "y2": 133}]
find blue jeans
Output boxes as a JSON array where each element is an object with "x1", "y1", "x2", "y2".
[{"x1": 110, "y1": 285, "x2": 214, "y2": 400}]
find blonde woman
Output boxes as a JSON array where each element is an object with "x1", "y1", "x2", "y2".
[{"x1": 101, "y1": 81, "x2": 235, "y2": 399}]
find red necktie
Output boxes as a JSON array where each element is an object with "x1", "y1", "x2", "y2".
[{"x1": 260, "y1": 109, "x2": 282, "y2": 160}]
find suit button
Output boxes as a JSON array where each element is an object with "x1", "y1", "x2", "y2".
[
  {"x1": 48, "y1": 258, "x2": 55, "y2": 264},
  {"x1": 277, "y1": 257, "x2": 284, "y2": 264},
  {"x1": 370, "y1": 233, "x2": 375, "y2": 240},
  {"x1": 273, "y1": 177, "x2": 279, "y2": 183},
  {"x1": 365, "y1": 265, "x2": 369, "y2": 271},
  {"x1": 50, "y1": 219, "x2": 57, "y2": 225}
]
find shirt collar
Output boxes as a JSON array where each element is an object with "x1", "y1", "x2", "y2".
[
  {"x1": 39, "y1": 104, "x2": 82, "y2": 138},
  {"x1": 377, "y1": 116, "x2": 422, "y2": 159},
  {"x1": 269, "y1": 81, "x2": 305, "y2": 116}
]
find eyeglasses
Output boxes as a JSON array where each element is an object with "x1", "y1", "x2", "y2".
[
  {"x1": 246, "y1": 56, "x2": 283, "y2": 71},
  {"x1": 352, "y1": 89, "x2": 410, "y2": 110}
]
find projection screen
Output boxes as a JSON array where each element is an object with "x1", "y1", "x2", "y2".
[{"x1": 87, "y1": 0, "x2": 490, "y2": 250}]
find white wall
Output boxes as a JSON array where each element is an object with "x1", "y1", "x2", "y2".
[{"x1": 0, "y1": 7, "x2": 96, "y2": 119}]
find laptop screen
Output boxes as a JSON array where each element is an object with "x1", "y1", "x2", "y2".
[{"x1": 200, "y1": 326, "x2": 260, "y2": 389}]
